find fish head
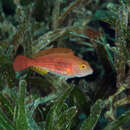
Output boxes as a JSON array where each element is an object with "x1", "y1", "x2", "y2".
[{"x1": 72, "y1": 59, "x2": 93, "y2": 77}]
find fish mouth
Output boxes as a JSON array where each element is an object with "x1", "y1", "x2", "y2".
[
  {"x1": 76, "y1": 69, "x2": 93, "y2": 77},
  {"x1": 88, "y1": 69, "x2": 93, "y2": 75}
]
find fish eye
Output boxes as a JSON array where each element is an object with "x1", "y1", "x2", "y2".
[{"x1": 80, "y1": 63, "x2": 87, "y2": 70}]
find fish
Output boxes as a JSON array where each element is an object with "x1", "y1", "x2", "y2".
[
  {"x1": 84, "y1": 28, "x2": 100, "y2": 40},
  {"x1": 13, "y1": 48, "x2": 93, "y2": 79}
]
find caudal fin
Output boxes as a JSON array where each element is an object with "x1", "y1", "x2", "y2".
[{"x1": 13, "y1": 56, "x2": 32, "y2": 71}]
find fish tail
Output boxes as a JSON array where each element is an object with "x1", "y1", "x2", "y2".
[{"x1": 13, "y1": 56, "x2": 34, "y2": 71}]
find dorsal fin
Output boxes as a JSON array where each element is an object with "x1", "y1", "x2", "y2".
[{"x1": 32, "y1": 48, "x2": 74, "y2": 58}]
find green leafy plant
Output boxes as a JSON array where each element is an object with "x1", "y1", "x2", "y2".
[{"x1": 0, "y1": 0, "x2": 129, "y2": 130}]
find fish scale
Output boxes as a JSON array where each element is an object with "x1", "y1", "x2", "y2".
[{"x1": 13, "y1": 48, "x2": 93, "y2": 79}]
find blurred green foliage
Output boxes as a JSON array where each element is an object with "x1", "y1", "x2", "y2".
[
  {"x1": 0, "y1": 0, "x2": 130, "y2": 130},
  {"x1": 80, "y1": 99, "x2": 103, "y2": 130}
]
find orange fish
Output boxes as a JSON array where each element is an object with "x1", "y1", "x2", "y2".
[
  {"x1": 84, "y1": 28, "x2": 100, "y2": 40},
  {"x1": 13, "y1": 48, "x2": 93, "y2": 79}
]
